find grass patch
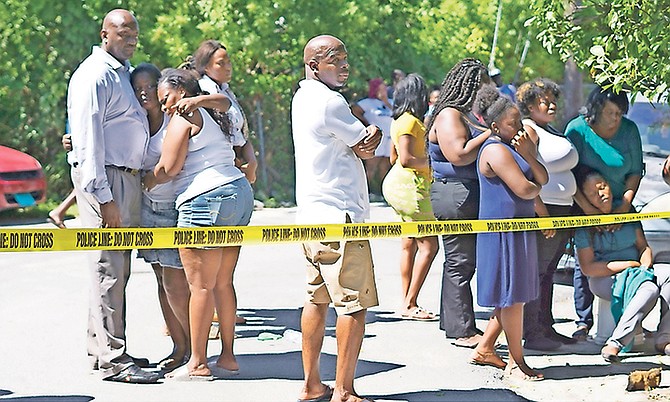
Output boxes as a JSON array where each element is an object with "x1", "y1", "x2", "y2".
[{"x1": 0, "y1": 200, "x2": 77, "y2": 221}]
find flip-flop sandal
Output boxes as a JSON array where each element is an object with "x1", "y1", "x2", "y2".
[
  {"x1": 453, "y1": 334, "x2": 482, "y2": 348},
  {"x1": 468, "y1": 350, "x2": 506, "y2": 369},
  {"x1": 504, "y1": 364, "x2": 544, "y2": 382},
  {"x1": 158, "y1": 356, "x2": 187, "y2": 371},
  {"x1": 208, "y1": 364, "x2": 240, "y2": 378},
  {"x1": 297, "y1": 385, "x2": 333, "y2": 402},
  {"x1": 165, "y1": 365, "x2": 213, "y2": 382},
  {"x1": 401, "y1": 306, "x2": 438, "y2": 321},
  {"x1": 47, "y1": 215, "x2": 66, "y2": 229}
]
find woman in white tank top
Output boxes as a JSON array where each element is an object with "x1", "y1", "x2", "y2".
[{"x1": 150, "y1": 68, "x2": 254, "y2": 381}]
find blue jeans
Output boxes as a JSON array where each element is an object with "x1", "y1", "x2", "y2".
[
  {"x1": 177, "y1": 178, "x2": 253, "y2": 228},
  {"x1": 573, "y1": 245, "x2": 594, "y2": 329}
]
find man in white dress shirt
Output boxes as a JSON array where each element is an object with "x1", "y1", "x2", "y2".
[{"x1": 67, "y1": 9, "x2": 156, "y2": 383}]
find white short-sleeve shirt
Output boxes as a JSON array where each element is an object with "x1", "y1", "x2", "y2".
[{"x1": 292, "y1": 79, "x2": 370, "y2": 224}]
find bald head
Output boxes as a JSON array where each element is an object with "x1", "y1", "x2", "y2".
[
  {"x1": 102, "y1": 9, "x2": 137, "y2": 31},
  {"x1": 303, "y1": 35, "x2": 345, "y2": 65},
  {"x1": 101, "y1": 9, "x2": 139, "y2": 63},
  {"x1": 302, "y1": 35, "x2": 349, "y2": 89}
]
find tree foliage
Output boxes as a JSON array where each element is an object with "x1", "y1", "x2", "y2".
[
  {"x1": 527, "y1": 0, "x2": 670, "y2": 100},
  {"x1": 1, "y1": 0, "x2": 564, "y2": 203}
]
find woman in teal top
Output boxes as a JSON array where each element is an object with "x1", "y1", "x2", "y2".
[
  {"x1": 566, "y1": 86, "x2": 644, "y2": 342},
  {"x1": 574, "y1": 169, "x2": 670, "y2": 363},
  {"x1": 565, "y1": 86, "x2": 643, "y2": 215}
]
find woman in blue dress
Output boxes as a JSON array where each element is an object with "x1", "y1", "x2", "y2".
[{"x1": 469, "y1": 86, "x2": 548, "y2": 381}]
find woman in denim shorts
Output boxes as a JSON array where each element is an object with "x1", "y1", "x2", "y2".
[
  {"x1": 134, "y1": 63, "x2": 235, "y2": 373},
  {"x1": 148, "y1": 68, "x2": 254, "y2": 381}
]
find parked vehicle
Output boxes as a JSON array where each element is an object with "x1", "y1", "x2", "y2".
[
  {"x1": 0, "y1": 145, "x2": 47, "y2": 211},
  {"x1": 630, "y1": 94, "x2": 670, "y2": 263}
]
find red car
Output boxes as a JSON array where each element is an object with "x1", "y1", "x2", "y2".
[{"x1": 0, "y1": 145, "x2": 47, "y2": 211}]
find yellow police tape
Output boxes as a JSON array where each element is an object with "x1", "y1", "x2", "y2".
[{"x1": 1, "y1": 211, "x2": 669, "y2": 252}]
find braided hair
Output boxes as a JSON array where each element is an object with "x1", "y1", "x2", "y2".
[
  {"x1": 425, "y1": 58, "x2": 488, "y2": 132},
  {"x1": 158, "y1": 68, "x2": 232, "y2": 138},
  {"x1": 178, "y1": 55, "x2": 195, "y2": 71}
]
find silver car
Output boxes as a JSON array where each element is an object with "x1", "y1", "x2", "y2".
[{"x1": 630, "y1": 95, "x2": 670, "y2": 263}]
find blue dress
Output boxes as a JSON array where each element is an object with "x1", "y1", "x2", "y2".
[{"x1": 476, "y1": 138, "x2": 539, "y2": 308}]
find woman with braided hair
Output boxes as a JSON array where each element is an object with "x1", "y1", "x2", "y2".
[
  {"x1": 470, "y1": 85, "x2": 547, "y2": 381},
  {"x1": 427, "y1": 58, "x2": 491, "y2": 348}
]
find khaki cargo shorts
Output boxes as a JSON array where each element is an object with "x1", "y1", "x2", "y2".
[{"x1": 302, "y1": 240, "x2": 379, "y2": 315}]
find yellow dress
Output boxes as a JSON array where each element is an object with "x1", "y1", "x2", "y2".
[{"x1": 381, "y1": 112, "x2": 435, "y2": 222}]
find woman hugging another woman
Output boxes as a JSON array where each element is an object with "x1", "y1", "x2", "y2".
[{"x1": 150, "y1": 68, "x2": 254, "y2": 381}]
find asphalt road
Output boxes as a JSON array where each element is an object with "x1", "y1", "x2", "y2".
[{"x1": 1, "y1": 205, "x2": 668, "y2": 402}]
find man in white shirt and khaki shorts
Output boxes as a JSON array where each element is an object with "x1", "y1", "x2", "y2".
[{"x1": 292, "y1": 35, "x2": 382, "y2": 402}]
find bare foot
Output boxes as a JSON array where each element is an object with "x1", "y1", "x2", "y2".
[
  {"x1": 187, "y1": 363, "x2": 211, "y2": 377},
  {"x1": 158, "y1": 353, "x2": 187, "y2": 371},
  {"x1": 601, "y1": 344, "x2": 621, "y2": 363},
  {"x1": 454, "y1": 333, "x2": 482, "y2": 348},
  {"x1": 216, "y1": 353, "x2": 239, "y2": 371},
  {"x1": 330, "y1": 388, "x2": 372, "y2": 402},
  {"x1": 469, "y1": 349, "x2": 506, "y2": 369},
  {"x1": 47, "y1": 211, "x2": 66, "y2": 229},
  {"x1": 505, "y1": 363, "x2": 544, "y2": 381},
  {"x1": 298, "y1": 384, "x2": 333, "y2": 402}
]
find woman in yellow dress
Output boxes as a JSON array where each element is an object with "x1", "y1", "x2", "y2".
[{"x1": 382, "y1": 73, "x2": 439, "y2": 320}]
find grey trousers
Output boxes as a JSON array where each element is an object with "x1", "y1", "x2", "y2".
[
  {"x1": 589, "y1": 263, "x2": 670, "y2": 349},
  {"x1": 430, "y1": 179, "x2": 480, "y2": 338},
  {"x1": 72, "y1": 165, "x2": 141, "y2": 378}
]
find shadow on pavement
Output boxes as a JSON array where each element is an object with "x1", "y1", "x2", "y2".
[
  {"x1": 0, "y1": 390, "x2": 12, "y2": 397},
  {"x1": 235, "y1": 308, "x2": 401, "y2": 339},
  {"x1": 523, "y1": 341, "x2": 602, "y2": 357},
  {"x1": 541, "y1": 362, "x2": 670, "y2": 381},
  {"x1": 0, "y1": 397, "x2": 93, "y2": 402},
  {"x1": 370, "y1": 388, "x2": 529, "y2": 401},
  {"x1": 224, "y1": 351, "x2": 404, "y2": 381}
]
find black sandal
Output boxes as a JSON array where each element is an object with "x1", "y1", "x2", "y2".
[{"x1": 571, "y1": 325, "x2": 589, "y2": 341}]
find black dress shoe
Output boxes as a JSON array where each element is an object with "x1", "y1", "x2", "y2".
[
  {"x1": 130, "y1": 356, "x2": 152, "y2": 368},
  {"x1": 104, "y1": 364, "x2": 160, "y2": 384},
  {"x1": 524, "y1": 337, "x2": 562, "y2": 351}
]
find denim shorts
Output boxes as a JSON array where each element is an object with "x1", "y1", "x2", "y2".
[
  {"x1": 177, "y1": 177, "x2": 254, "y2": 229},
  {"x1": 137, "y1": 197, "x2": 183, "y2": 269}
]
